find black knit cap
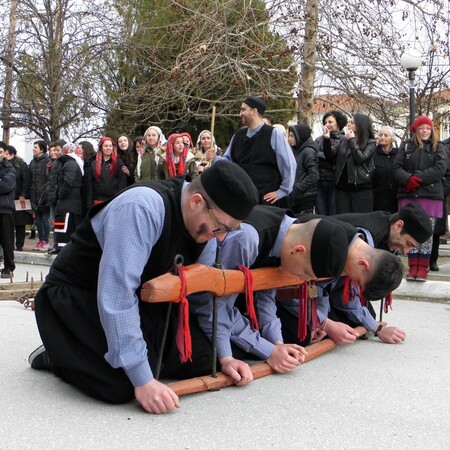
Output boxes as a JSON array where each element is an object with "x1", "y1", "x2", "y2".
[
  {"x1": 243, "y1": 97, "x2": 266, "y2": 116},
  {"x1": 201, "y1": 161, "x2": 259, "y2": 220},
  {"x1": 310, "y1": 219, "x2": 348, "y2": 278},
  {"x1": 398, "y1": 203, "x2": 432, "y2": 244}
]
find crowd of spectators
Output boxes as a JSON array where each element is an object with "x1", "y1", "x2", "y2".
[{"x1": 0, "y1": 100, "x2": 449, "y2": 282}]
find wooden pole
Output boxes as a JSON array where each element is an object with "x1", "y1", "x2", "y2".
[
  {"x1": 141, "y1": 264, "x2": 323, "y2": 303},
  {"x1": 210, "y1": 105, "x2": 216, "y2": 137},
  {"x1": 168, "y1": 326, "x2": 367, "y2": 396}
]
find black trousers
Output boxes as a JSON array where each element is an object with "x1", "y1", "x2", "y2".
[
  {"x1": 335, "y1": 188, "x2": 373, "y2": 214},
  {"x1": 0, "y1": 214, "x2": 15, "y2": 271},
  {"x1": 34, "y1": 284, "x2": 213, "y2": 404}
]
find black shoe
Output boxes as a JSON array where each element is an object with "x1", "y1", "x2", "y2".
[
  {"x1": 0, "y1": 269, "x2": 13, "y2": 279},
  {"x1": 429, "y1": 262, "x2": 439, "y2": 272},
  {"x1": 28, "y1": 345, "x2": 53, "y2": 370},
  {"x1": 47, "y1": 246, "x2": 60, "y2": 255},
  {"x1": 16, "y1": 247, "x2": 23, "y2": 252}
]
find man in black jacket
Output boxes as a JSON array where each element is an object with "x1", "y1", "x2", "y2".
[{"x1": 0, "y1": 142, "x2": 16, "y2": 278}]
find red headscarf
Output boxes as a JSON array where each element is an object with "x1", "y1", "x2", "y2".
[
  {"x1": 95, "y1": 137, "x2": 117, "y2": 182},
  {"x1": 165, "y1": 133, "x2": 187, "y2": 177}
]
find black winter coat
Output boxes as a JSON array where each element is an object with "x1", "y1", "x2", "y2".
[
  {"x1": 0, "y1": 159, "x2": 16, "y2": 214},
  {"x1": 88, "y1": 158, "x2": 128, "y2": 207},
  {"x1": 393, "y1": 140, "x2": 447, "y2": 201},
  {"x1": 372, "y1": 145, "x2": 398, "y2": 213},
  {"x1": 282, "y1": 137, "x2": 318, "y2": 209},
  {"x1": 52, "y1": 155, "x2": 83, "y2": 216},
  {"x1": 29, "y1": 153, "x2": 50, "y2": 211},
  {"x1": 10, "y1": 156, "x2": 32, "y2": 225}
]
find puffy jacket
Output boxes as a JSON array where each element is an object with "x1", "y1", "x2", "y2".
[
  {"x1": 53, "y1": 155, "x2": 83, "y2": 216},
  {"x1": 393, "y1": 139, "x2": 447, "y2": 201},
  {"x1": 0, "y1": 159, "x2": 16, "y2": 214},
  {"x1": 324, "y1": 137, "x2": 376, "y2": 186},
  {"x1": 29, "y1": 153, "x2": 49, "y2": 210},
  {"x1": 10, "y1": 156, "x2": 31, "y2": 199}
]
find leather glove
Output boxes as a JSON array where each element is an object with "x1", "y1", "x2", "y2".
[{"x1": 404, "y1": 175, "x2": 422, "y2": 192}]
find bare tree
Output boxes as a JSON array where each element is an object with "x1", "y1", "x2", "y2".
[
  {"x1": 0, "y1": 0, "x2": 111, "y2": 142},
  {"x1": 268, "y1": 0, "x2": 450, "y2": 137}
]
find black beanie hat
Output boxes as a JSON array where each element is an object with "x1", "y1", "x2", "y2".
[
  {"x1": 201, "y1": 161, "x2": 259, "y2": 220},
  {"x1": 398, "y1": 203, "x2": 432, "y2": 244},
  {"x1": 310, "y1": 219, "x2": 348, "y2": 278},
  {"x1": 243, "y1": 97, "x2": 266, "y2": 116}
]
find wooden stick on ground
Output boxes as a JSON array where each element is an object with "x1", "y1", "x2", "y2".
[{"x1": 168, "y1": 326, "x2": 367, "y2": 396}]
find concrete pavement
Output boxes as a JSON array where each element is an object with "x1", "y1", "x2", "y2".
[{"x1": 1, "y1": 245, "x2": 450, "y2": 448}]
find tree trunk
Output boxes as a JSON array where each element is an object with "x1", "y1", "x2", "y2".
[
  {"x1": 2, "y1": 0, "x2": 18, "y2": 143},
  {"x1": 296, "y1": 0, "x2": 318, "y2": 127}
]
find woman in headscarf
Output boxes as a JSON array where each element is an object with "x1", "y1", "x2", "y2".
[
  {"x1": 88, "y1": 137, "x2": 127, "y2": 207},
  {"x1": 393, "y1": 115, "x2": 447, "y2": 281},
  {"x1": 135, "y1": 126, "x2": 166, "y2": 182},
  {"x1": 156, "y1": 133, "x2": 198, "y2": 180},
  {"x1": 117, "y1": 135, "x2": 137, "y2": 185},
  {"x1": 195, "y1": 130, "x2": 222, "y2": 173}
]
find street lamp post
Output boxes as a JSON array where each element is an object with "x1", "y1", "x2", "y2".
[{"x1": 400, "y1": 50, "x2": 423, "y2": 135}]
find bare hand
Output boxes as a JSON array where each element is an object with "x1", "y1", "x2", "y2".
[
  {"x1": 220, "y1": 356, "x2": 253, "y2": 386},
  {"x1": 325, "y1": 319, "x2": 360, "y2": 345},
  {"x1": 323, "y1": 126, "x2": 331, "y2": 139},
  {"x1": 205, "y1": 149, "x2": 215, "y2": 161},
  {"x1": 135, "y1": 379, "x2": 180, "y2": 414},
  {"x1": 263, "y1": 191, "x2": 279, "y2": 204},
  {"x1": 377, "y1": 326, "x2": 406, "y2": 344},
  {"x1": 266, "y1": 343, "x2": 307, "y2": 373},
  {"x1": 344, "y1": 127, "x2": 355, "y2": 140}
]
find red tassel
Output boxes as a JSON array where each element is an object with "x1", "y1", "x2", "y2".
[
  {"x1": 384, "y1": 292, "x2": 393, "y2": 313},
  {"x1": 175, "y1": 266, "x2": 192, "y2": 363},
  {"x1": 238, "y1": 265, "x2": 259, "y2": 331},
  {"x1": 359, "y1": 289, "x2": 366, "y2": 306},
  {"x1": 297, "y1": 283, "x2": 308, "y2": 341},
  {"x1": 342, "y1": 276, "x2": 351, "y2": 304}
]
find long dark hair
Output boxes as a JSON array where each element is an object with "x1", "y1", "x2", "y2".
[{"x1": 353, "y1": 113, "x2": 375, "y2": 149}]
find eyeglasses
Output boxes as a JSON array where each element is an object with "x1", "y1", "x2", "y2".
[{"x1": 204, "y1": 198, "x2": 241, "y2": 234}]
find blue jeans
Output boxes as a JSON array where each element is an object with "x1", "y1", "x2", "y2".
[{"x1": 36, "y1": 209, "x2": 50, "y2": 242}]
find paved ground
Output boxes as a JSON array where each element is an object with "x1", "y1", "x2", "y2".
[{"x1": 1, "y1": 245, "x2": 450, "y2": 449}]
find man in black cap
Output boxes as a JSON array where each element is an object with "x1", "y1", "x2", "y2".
[
  {"x1": 190, "y1": 206, "x2": 355, "y2": 384},
  {"x1": 212, "y1": 96, "x2": 296, "y2": 206},
  {"x1": 334, "y1": 203, "x2": 432, "y2": 255},
  {"x1": 29, "y1": 161, "x2": 259, "y2": 414}
]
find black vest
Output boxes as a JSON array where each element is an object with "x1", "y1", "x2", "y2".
[
  {"x1": 46, "y1": 176, "x2": 206, "y2": 295},
  {"x1": 244, "y1": 205, "x2": 291, "y2": 268},
  {"x1": 333, "y1": 211, "x2": 391, "y2": 250},
  {"x1": 230, "y1": 124, "x2": 281, "y2": 196}
]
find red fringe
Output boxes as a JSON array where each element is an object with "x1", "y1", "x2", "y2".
[
  {"x1": 238, "y1": 265, "x2": 259, "y2": 331},
  {"x1": 297, "y1": 283, "x2": 308, "y2": 341},
  {"x1": 175, "y1": 266, "x2": 192, "y2": 363},
  {"x1": 384, "y1": 292, "x2": 393, "y2": 313}
]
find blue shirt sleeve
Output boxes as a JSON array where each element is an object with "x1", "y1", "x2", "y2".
[
  {"x1": 91, "y1": 187, "x2": 165, "y2": 387},
  {"x1": 270, "y1": 127, "x2": 296, "y2": 199}
]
